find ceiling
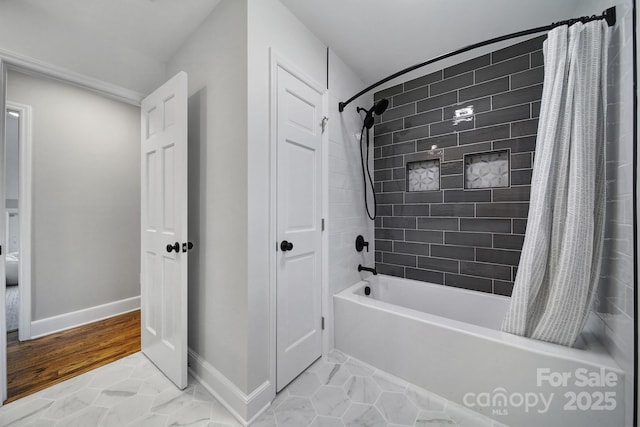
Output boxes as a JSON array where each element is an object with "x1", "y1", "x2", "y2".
[
  {"x1": 10, "y1": 0, "x2": 594, "y2": 87},
  {"x1": 279, "y1": 0, "x2": 586, "y2": 85},
  {"x1": 18, "y1": 0, "x2": 222, "y2": 62}
]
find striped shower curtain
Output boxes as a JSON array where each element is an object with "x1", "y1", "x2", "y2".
[{"x1": 501, "y1": 20, "x2": 608, "y2": 347}]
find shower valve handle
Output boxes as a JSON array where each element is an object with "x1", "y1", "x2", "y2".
[
  {"x1": 280, "y1": 240, "x2": 294, "y2": 252},
  {"x1": 355, "y1": 235, "x2": 369, "y2": 252}
]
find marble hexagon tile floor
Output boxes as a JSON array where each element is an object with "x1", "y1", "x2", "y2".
[
  {"x1": 253, "y1": 350, "x2": 506, "y2": 427},
  {"x1": 0, "y1": 349, "x2": 506, "y2": 427},
  {"x1": 0, "y1": 352, "x2": 241, "y2": 427}
]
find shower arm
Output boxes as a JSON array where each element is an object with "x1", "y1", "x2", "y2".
[{"x1": 338, "y1": 7, "x2": 616, "y2": 113}]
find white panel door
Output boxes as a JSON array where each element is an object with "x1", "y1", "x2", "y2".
[
  {"x1": 141, "y1": 71, "x2": 188, "y2": 389},
  {"x1": 276, "y1": 66, "x2": 323, "y2": 391}
]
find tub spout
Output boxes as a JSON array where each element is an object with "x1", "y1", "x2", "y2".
[{"x1": 358, "y1": 264, "x2": 377, "y2": 275}]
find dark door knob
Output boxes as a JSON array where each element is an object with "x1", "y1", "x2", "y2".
[
  {"x1": 280, "y1": 240, "x2": 294, "y2": 252},
  {"x1": 166, "y1": 242, "x2": 180, "y2": 253},
  {"x1": 182, "y1": 242, "x2": 195, "y2": 253}
]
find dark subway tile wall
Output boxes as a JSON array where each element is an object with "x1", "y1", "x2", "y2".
[
  {"x1": 443, "y1": 55, "x2": 491, "y2": 79},
  {"x1": 403, "y1": 71, "x2": 443, "y2": 91},
  {"x1": 373, "y1": 36, "x2": 544, "y2": 296}
]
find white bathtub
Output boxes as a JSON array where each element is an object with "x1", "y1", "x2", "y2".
[{"x1": 334, "y1": 275, "x2": 625, "y2": 427}]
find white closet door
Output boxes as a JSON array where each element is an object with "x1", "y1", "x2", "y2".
[{"x1": 276, "y1": 65, "x2": 323, "y2": 391}]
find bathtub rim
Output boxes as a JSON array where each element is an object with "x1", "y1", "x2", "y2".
[{"x1": 335, "y1": 275, "x2": 623, "y2": 375}]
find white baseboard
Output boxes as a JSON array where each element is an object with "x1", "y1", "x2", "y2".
[
  {"x1": 30, "y1": 296, "x2": 141, "y2": 339},
  {"x1": 187, "y1": 348, "x2": 273, "y2": 426}
]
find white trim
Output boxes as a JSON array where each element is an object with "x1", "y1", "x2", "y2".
[
  {"x1": 0, "y1": 58, "x2": 7, "y2": 404},
  {"x1": 636, "y1": 1, "x2": 640, "y2": 422},
  {"x1": 321, "y1": 75, "x2": 331, "y2": 355},
  {"x1": 30, "y1": 296, "x2": 140, "y2": 339},
  {"x1": 268, "y1": 48, "x2": 277, "y2": 401},
  {"x1": 270, "y1": 50, "x2": 327, "y2": 94},
  {"x1": 6, "y1": 101, "x2": 32, "y2": 341},
  {"x1": 0, "y1": 48, "x2": 143, "y2": 106},
  {"x1": 268, "y1": 49, "x2": 328, "y2": 394},
  {"x1": 187, "y1": 348, "x2": 272, "y2": 426}
]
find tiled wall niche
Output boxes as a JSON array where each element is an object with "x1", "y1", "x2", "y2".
[
  {"x1": 464, "y1": 150, "x2": 510, "y2": 189},
  {"x1": 407, "y1": 158, "x2": 440, "y2": 192},
  {"x1": 373, "y1": 35, "x2": 544, "y2": 296}
]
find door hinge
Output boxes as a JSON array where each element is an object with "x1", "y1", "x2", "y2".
[
  {"x1": 321, "y1": 218, "x2": 325, "y2": 231},
  {"x1": 321, "y1": 317, "x2": 325, "y2": 330}
]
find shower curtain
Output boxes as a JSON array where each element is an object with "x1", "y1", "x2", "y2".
[{"x1": 501, "y1": 20, "x2": 608, "y2": 347}]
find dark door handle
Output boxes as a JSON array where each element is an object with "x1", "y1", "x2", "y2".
[
  {"x1": 166, "y1": 242, "x2": 180, "y2": 253},
  {"x1": 280, "y1": 240, "x2": 294, "y2": 252},
  {"x1": 182, "y1": 242, "x2": 194, "y2": 253}
]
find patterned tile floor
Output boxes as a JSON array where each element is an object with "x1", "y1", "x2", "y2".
[
  {"x1": 254, "y1": 350, "x2": 505, "y2": 427},
  {"x1": 0, "y1": 352, "x2": 241, "y2": 427},
  {"x1": 0, "y1": 350, "x2": 505, "y2": 427}
]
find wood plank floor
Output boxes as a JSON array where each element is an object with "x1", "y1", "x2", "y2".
[{"x1": 5, "y1": 310, "x2": 141, "y2": 403}]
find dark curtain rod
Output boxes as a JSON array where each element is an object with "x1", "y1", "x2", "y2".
[{"x1": 338, "y1": 6, "x2": 616, "y2": 112}]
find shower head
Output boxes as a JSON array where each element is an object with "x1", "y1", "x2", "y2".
[
  {"x1": 358, "y1": 98, "x2": 389, "y2": 129},
  {"x1": 372, "y1": 98, "x2": 389, "y2": 116}
]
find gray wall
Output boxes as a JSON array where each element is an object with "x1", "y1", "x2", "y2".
[
  {"x1": 373, "y1": 36, "x2": 544, "y2": 295},
  {"x1": 167, "y1": 0, "x2": 250, "y2": 392},
  {"x1": 166, "y1": 0, "x2": 331, "y2": 400},
  {"x1": 7, "y1": 71, "x2": 141, "y2": 320}
]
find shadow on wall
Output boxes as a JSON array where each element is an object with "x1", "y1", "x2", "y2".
[{"x1": 187, "y1": 87, "x2": 207, "y2": 345}]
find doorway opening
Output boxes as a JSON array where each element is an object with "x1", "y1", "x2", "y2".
[
  {"x1": 1, "y1": 67, "x2": 146, "y2": 403},
  {"x1": 5, "y1": 109, "x2": 19, "y2": 343},
  {"x1": 4, "y1": 103, "x2": 31, "y2": 346}
]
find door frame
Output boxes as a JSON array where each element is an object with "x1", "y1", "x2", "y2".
[
  {"x1": 268, "y1": 49, "x2": 328, "y2": 393},
  {"x1": 0, "y1": 59, "x2": 6, "y2": 404},
  {"x1": 6, "y1": 101, "x2": 32, "y2": 341},
  {"x1": 0, "y1": 51, "x2": 144, "y2": 405}
]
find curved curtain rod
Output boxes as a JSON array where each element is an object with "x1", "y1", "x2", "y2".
[{"x1": 338, "y1": 7, "x2": 616, "y2": 112}]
